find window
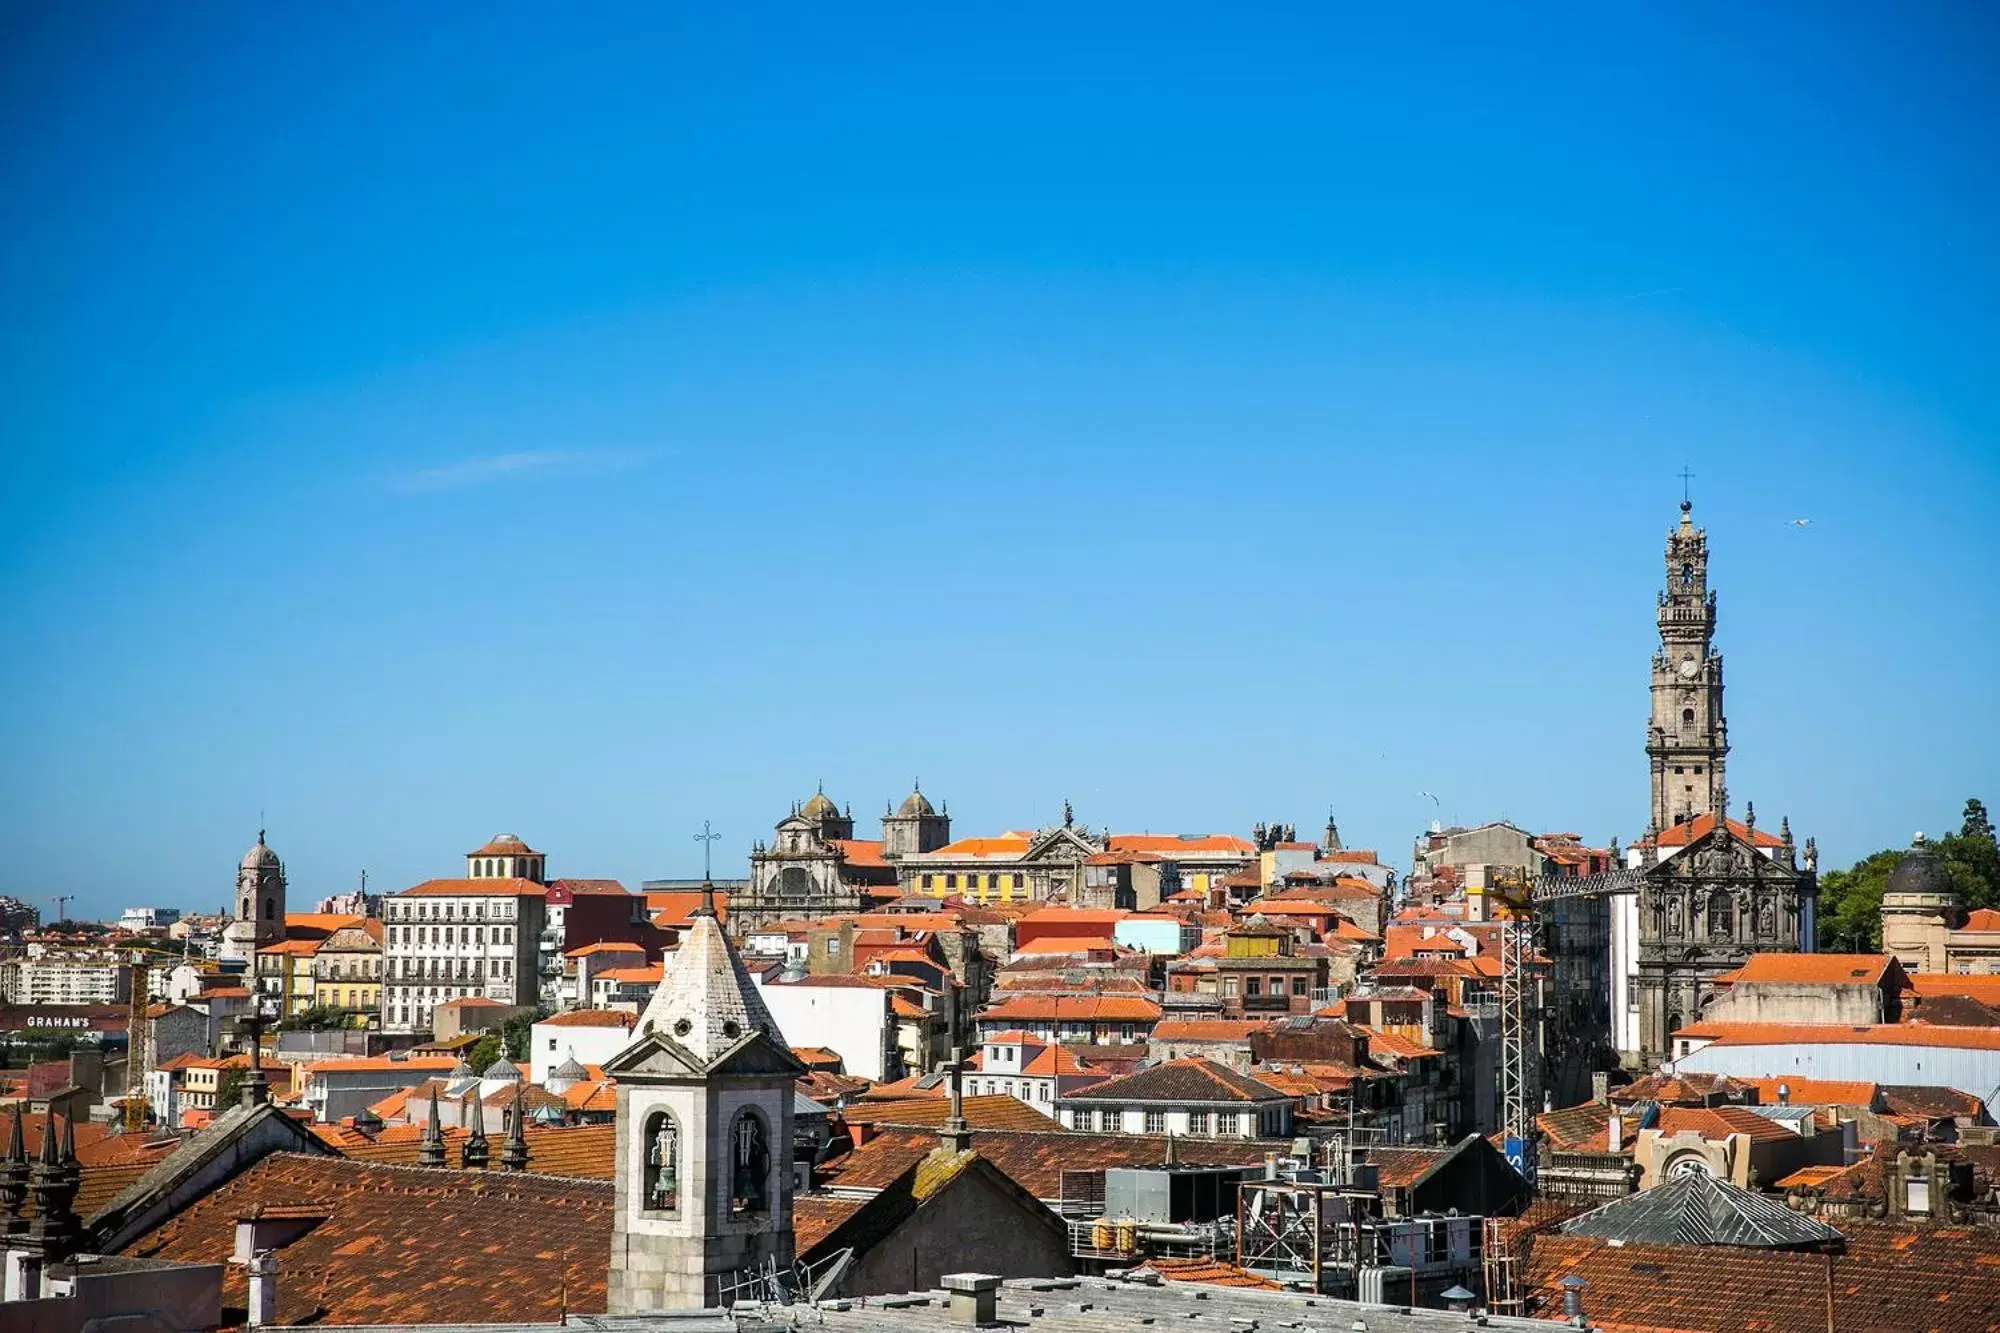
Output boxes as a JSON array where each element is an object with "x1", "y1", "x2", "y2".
[
  {"x1": 921, "y1": 875, "x2": 933, "y2": 890},
  {"x1": 642, "y1": 1110, "x2": 680, "y2": 1212},
  {"x1": 945, "y1": 874, "x2": 958, "y2": 889},
  {"x1": 1145, "y1": 1111, "x2": 1166, "y2": 1133},
  {"x1": 1245, "y1": 978, "x2": 1261, "y2": 997},
  {"x1": 1189, "y1": 1110, "x2": 1210, "y2": 1135},
  {"x1": 729, "y1": 1111, "x2": 771, "y2": 1213},
  {"x1": 1012, "y1": 874, "x2": 1025, "y2": 889},
  {"x1": 826, "y1": 939, "x2": 842, "y2": 958},
  {"x1": 1674, "y1": 766, "x2": 1685, "y2": 775},
  {"x1": 1292, "y1": 977, "x2": 1308, "y2": 997},
  {"x1": 1223, "y1": 978, "x2": 1239, "y2": 997},
  {"x1": 1682, "y1": 708, "x2": 1695, "y2": 725}
]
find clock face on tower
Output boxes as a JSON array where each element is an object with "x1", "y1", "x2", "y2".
[{"x1": 1678, "y1": 656, "x2": 1699, "y2": 679}]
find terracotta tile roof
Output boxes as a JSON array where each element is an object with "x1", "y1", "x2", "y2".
[
  {"x1": 1908, "y1": 973, "x2": 2000, "y2": 1004},
  {"x1": 1011, "y1": 935, "x2": 1119, "y2": 956},
  {"x1": 1354, "y1": 1026, "x2": 1441, "y2": 1060},
  {"x1": 830, "y1": 838, "x2": 887, "y2": 868},
  {"x1": 596, "y1": 964, "x2": 662, "y2": 984},
  {"x1": 282, "y1": 913, "x2": 367, "y2": 936},
  {"x1": 258, "y1": 937, "x2": 325, "y2": 957},
  {"x1": 340, "y1": 1122, "x2": 615, "y2": 1178},
  {"x1": 1022, "y1": 1044, "x2": 1095, "y2": 1077},
  {"x1": 395, "y1": 876, "x2": 548, "y2": 898},
  {"x1": 119, "y1": 1152, "x2": 605, "y2": 1323},
  {"x1": 539, "y1": 1008, "x2": 640, "y2": 1029},
  {"x1": 1108, "y1": 834, "x2": 1256, "y2": 855},
  {"x1": 930, "y1": 834, "x2": 1035, "y2": 858},
  {"x1": 1677, "y1": 1020, "x2": 2000, "y2": 1051},
  {"x1": 1137, "y1": 1256, "x2": 1281, "y2": 1290},
  {"x1": 433, "y1": 995, "x2": 511, "y2": 1010},
  {"x1": 643, "y1": 889, "x2": 730, "y2": 925},
  {"x1": 1879, "y1": 1084, "x2": 1985, "y2": 1120},
  {"x1": 1526, "y1": 1220, "x2": 2000, "y2": 1332},
  {"x1": 1742, "y1": 1076, "x2": 1879, "y2": 1108},
  {"x1": 1649, "y1": 812, "x2": 1787, "y2": 850},
  {"x1": 1536, "y1": 1101, "x2": 1620, "y2": 1152},
  {"x1": 1151, "y1": 1018, "x2": 1270, "y2": 1042},
  {"x1": 977, "y1": 995, "x2": 1162, "y2": 1023},
  {"x1": 1730, "y1": 953, "x2": 1898, "y2": 986},
  {"x1": 793, "y1": 1193, "x2": 867, "y2": 1251},
  {"x1": 823, "y1": 1127, "x2": 1281, "y2": 1199},
  {"x1": 1961, "y1": 908, "x2": 2000, "y2": 931},
  {"x1": 1774, "y1": 1164, "x2": 1848, "y2": 1189},
  {"x1": 545, "y1": 878, "x2": 628, "y2": 895},
  {"x1": 1612, "y1": 1071, "x2": 1749, "y2": 1105},
  {"x1": 469, "y1": 835, "x2": 541, "y2": 856},
  {"x1": 564, "y1": 941, "x2": 647, "y2": 958},
  {"x1": 1367, "y1": 1145, "x2": 1461, "y2": 1188},
  {"x1": 1655, "y1": 1105, "x2": 1800, "y2": 1145},
  {"x1": 841, "y1": 1094, "x2": 1054, "y2": 1133},
  {"x1": 1063, "y1": 1058, "x2": 1288, "y2": 1105}
]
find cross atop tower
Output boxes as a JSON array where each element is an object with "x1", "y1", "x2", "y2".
[{"x1": 1678, "y1": 465, "x2": 1696, "y2": 506}]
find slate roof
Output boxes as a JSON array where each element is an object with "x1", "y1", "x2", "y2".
[
  {"x1": 1559, "y1": 1169, "x2": 1844, "y2": 1249},
  {"x1": 1059, "y1": 1058, "x2": 1288, "y2": 1105},
  {"x1": 118, "y1": 1152, "x2": 607, "y2": 1324}
]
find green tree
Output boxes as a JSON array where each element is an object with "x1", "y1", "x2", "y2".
[
  {"x1": 501, "y1": 1005, "x2": 551, "y2": 1063},
  {"x1": 216, "y1": 1066, "x2": 248, "y2": 1109},
  {"x1": 1962, "y1": 798, "x2": 1995, "y2": 845},
  {"x1": 466, "y1": 1033, "x2": 503, "y2": 1072},
  {"x1": 1816, "y1": 847, "x2": 1902, "y2": 951},
  {"x1": 278, "y1": 1004, "x2": 351, "y2": 1032}
]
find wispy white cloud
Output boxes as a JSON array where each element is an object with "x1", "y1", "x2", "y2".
[{"x1": 388, "y1": 447, "x2": 655, "y2": 495}]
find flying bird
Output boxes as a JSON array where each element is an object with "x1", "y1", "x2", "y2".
[{"x1": 1786, "y1": 518, "x2": 1812, "y2": 528}]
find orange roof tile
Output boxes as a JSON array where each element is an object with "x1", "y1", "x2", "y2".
[
  {"x1": 1012, "y1": 935, "x2": 1119, "y2": 956},
  {"x1": 643, "y1": 889, "x2": 729, "y2": 924},
  {"x1": 1730, "y1": 953, "x2": 1898, "y2": 986},
  {"x1": 1742, "y1": 1076, "x2": 1879, "y2": 1107},
  {"x1": 978, "y1": 995, "x2": 1163, "y2": 1023},
  {"x1": 116, "y1": 1152, "x2": 607, "y2": 1324},
  {"x1": 1107, "y1": 834, "x2": 1256, "y2": 855},
  {"x1": 595, "y1": 965, "x2": 662, "y2": 984},
  {"x1": 830, "y1": 838, "x2": 887, "y2": 868},
  {"x1": 929, "y1": 834, "x2": 1035, "y2": 858},
  {"x1": 303, "y1": 1054, "x2": 466, "y2": 1076},
  {"x1": 1655, "y1": 1105, "x2": 1799, "y2": 1144},
  {"x1": 1650, "y1": 811, "x2": 1786, "y2": 849},
  {"x1": 840, "y1": 1094, "x2": 1055, "y2": 1133},
  {"x1": 1679, "y1": 1019, "x2": 2000, "y2": 1050},
  {"x1": 396, "y1": 877, "x2": 548, "y2": 898},
  {"x1": 1961, "y1": 908, "x2": 2000, "y2": 931},
  {"x1": 564, "y1": 941, "x2": 647, "y2": 958}
]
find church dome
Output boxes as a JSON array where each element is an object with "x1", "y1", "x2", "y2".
[
  {"x1": 481, "y1": 1057, "x2": 523, "y2": 1081},
  {"x1": 801, "y1": 792, "x2": 839, "y2": 820},
  {"x1": 1886, "y1": 834, "x2": 1955, "y2": 900},
  {"x1": 897, "y1": 789, "x2": 936, "y2": 818},
  {"x1": 241, "y1": 831, "x2": 280, "y2": 871}
]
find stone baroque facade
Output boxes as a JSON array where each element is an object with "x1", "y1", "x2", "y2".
[
  {"x1": 733, "y1": 789, "x2": 914, "y2": 936},
  {"x1": 221, "y1": 831, "x2": 287, "y2": 965},
  {"x1": 1633, "y1": 813, "x2": 1815, "y2": 1061}
]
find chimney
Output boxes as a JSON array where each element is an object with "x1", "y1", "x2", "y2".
[
  {"x1": 1607, "y1": 1113, "x2": 1623, "y2": 1154},
  {"x1": 942, "y1": 1272, "x2": 1000, "y2": 1326},
  {"x1": 1591, "y1": 1071, "x2": 1610, "y2": 1105},
  {"x1": 1777, "y1": 1082, "x2": 1791, "y2": 1106},
  {"x1": 1560, "y1": 1274, "x2": 1587, "y2": 1326},
  {"x1": 247, "y1": 1250, "x2": 278, "y2": 1326},
  {"x1": 4, "y1": 1251, "x2": 42, "y2": 1302}
]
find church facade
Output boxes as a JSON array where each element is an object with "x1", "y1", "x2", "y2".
[{"x1": 1611, "y1": 501, "x2": 1820, "y2": 1065}]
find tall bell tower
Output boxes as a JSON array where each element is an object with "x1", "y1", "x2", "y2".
[
  {"x1": 603, "y1": 884, "x2": 803, "y2": 1312},
  {"x1": 1648, "y1": 499, "x2": 1728, "y2": 831}
]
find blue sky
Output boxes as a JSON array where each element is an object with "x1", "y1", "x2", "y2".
[{"x1": 2, "y1": 4, "x2": 1995, "y2": 919}]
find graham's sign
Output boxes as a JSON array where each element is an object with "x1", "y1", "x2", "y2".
[{"x1": 0, "y1": 1005, "x2": 129, "y2": 1035}]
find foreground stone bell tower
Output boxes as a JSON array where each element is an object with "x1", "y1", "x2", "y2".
[
  {"x1": 604, "y1": 885, "x2": 803, "y2": 1311},
  {"x1": 1648, "y1": 499, "x2": 1728, "y2": 831}
]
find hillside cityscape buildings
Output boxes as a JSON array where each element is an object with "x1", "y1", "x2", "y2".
[{"x1": 0, "y1": 502, "x2": 1993, "y2": 1333}]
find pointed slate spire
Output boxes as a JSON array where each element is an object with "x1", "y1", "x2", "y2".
[
  {"x1": 0, "y1": 1110, "x2": 29, "y2": 1235},
  {"x1": 29, "y1": 1111, "x2": 80, "y2": 1260},
  {"x1": 460, "y1": 1091, "x2": 490, "y2": 1170},
  {"x1": 418, "y1": 1085, "x2": 446, "y2": 1168},
  {"x1": 501, "y1": 1084, "x2": 530, "y2": 1172},
  {"x1": 633, "y1": 894, "x2": 785, "y2": 1066}
]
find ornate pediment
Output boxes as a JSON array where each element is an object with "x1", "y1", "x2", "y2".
[{"x1": 1023, "y1": 825, "x2": 1105, "y2": 864}]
